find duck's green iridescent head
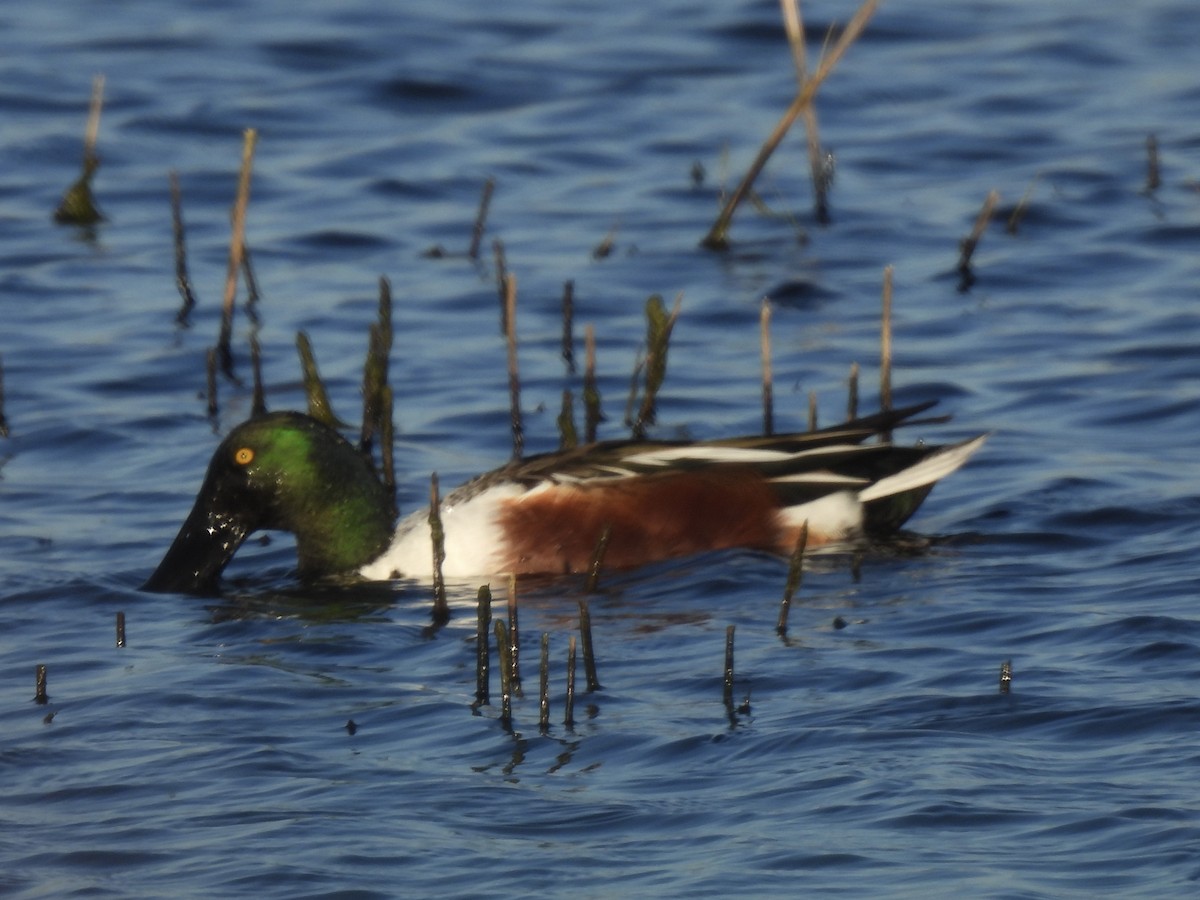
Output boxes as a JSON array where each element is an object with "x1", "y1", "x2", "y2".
[{"x1": 142, "y1": 412, "x2": 394, "y2": 595}]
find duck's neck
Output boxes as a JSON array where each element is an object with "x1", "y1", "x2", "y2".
[{"x1": 288, "y1": 478, "x2": 395, "y2": 580}]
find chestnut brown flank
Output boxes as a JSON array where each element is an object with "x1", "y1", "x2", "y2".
[{"x1": 497, "y1": 468, "x2": 802, "y2": 574}]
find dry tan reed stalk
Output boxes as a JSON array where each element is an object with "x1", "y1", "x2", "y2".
[
  {"x1": 807, "y1": 390, "x2": 818, "y2": 432},
  {"x1": 702, "y1": 0, "x2": 879, "y2": 248},
  {"x1": 217, "y1": 129, "x2": 258, "y2": 377},
  {"x1": 84, "y1": 74, "x2": 104, "y2": 162},
  {"x1": 1007, "y1": 175, "x2": 1040, "y2": 235},
  {"x1": 504, "y1": 272, "x2": 524, "y2": 460},
  {"x1": 493, "y1": 238, "x2": 509, "y2": 333},
  {"x1": 54, "y1": 75, "x2": 106, "y2": 225},
  {"x1": 760, "y1": 299, "x2": 774, "y2": 436},
  {"x1": 880, "y1": 265, "x2": 894, "y2": 424},
  {"x1": 780, "y1": 0, "x2": 831, "y2": 222}
]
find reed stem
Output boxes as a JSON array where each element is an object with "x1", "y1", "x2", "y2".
[
  {"x1": 468, "y1": 177, "x2": 495, "y2": 260},
  {"x1": 475, "y1": 585, "x2": 493, "y2": 705},
  {"x1": 429, "y1": 473, "x2": 449, "y2": 624},
  {"x1": 578, "y1": 599, "x2": 602, "y2": 692},
  {"x1": 701, "y1": 0, "x2": 878, "y2": 248},
  {"x1": 880, "y1": 265, "x2": 893, "y2": 425},
  {"x1": 776, "y1": 521, "x2": 808, "y2": 637},
  {"x1": 538, "y1": 633, "x2": 551, "y2": 734},
  {"x1": 761, "y1": 299, "x2": 774, "y2": 436},
  {"x1": 504, "y1": 273, "x2": 524, "y2": 460},
  {"x1": 217, "y1": 129, "x2": 258, "y2": 378},
  {"x1": 957, "y1": 188, "x2": 999, "y2": 291},
  {"x1": 169, "y1": 171, "x2": 198, "y2": 325}
]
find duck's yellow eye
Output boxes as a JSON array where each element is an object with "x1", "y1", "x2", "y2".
[{"x1": 234, "y1": 447, "x2": 255, "y2": 466}]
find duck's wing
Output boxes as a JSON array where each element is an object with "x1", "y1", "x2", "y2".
[{"x1": 500, "y1": 399, "x2": 947, "y2": 487}]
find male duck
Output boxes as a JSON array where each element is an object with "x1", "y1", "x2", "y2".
[{"x1": 142, "y1": 401, "x2": 986, "y2": 594}]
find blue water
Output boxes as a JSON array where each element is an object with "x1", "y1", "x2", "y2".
[{"x1": 3, "y1": 0, "x2": 1200, "y2": 896}]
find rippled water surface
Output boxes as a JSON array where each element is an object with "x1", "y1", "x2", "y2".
[{"x1": 3, "y1": 0, "x2": 1200, "y2": 896}]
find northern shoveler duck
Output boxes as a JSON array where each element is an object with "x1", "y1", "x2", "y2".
[{"x1": 141, "y1": 401, "x2": 986, "y2": 595}]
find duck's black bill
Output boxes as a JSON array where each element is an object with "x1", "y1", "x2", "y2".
[{"x1": 141, "y1": 497, "x2": 251, "y2": 595}]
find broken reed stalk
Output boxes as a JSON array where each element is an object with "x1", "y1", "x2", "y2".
[
  {"x1": 475, "y1": 585, "x2": 493, "y2": 705},
  {"x1": 583, "y1": 324, "x2": 603, "y2": 443},
  {"x1": 761, "y1": 299, "x2": 774, "y2": 436},
  {"x1": 428, "y1": 473, "x2": 449, "y2": 624},
  {"x1": 217, "y1": 128, "x2": 258, "y2": 378},
  {"x1": 629, "y1": 293, "x2": 682, "y2": 439},
  {"x1": 169, "y1": 171, "x2": 198, "y2": 325},
  {"x1": 583, "y1": 523, "x2": 613, "y2": 593},
  {"x1": 847, "y1": 361, "x2": 859, "y2": 421},
  {"x1": 295, "y1": 331, "x2": 341, "y2": 427},
  {"x1": 578, "y1": 598, "x2": 602, "y2": 692},
  {"x1": 1007, "y1": 175, "x2": 1039, "y2": 235},
  {"x1": 957, "y1": 188, "x2": 999, "y2": 291},
  {"x1": 205, "y1": 347, "x2": 219, "y2": 419},
  {"x1": 807, "y1": 390, "x2": 818, "y2": 432},
  {"x1": 494, "y1": 619, "x2": 513, "y2": 728},
  {"x1": 723, "y1": 625, "x2": 736, "y2": 716},
  {"x1": 116, "y1": 611, "x2": 126, "y2": 648},
  {"x1": 0, "y1": 355, "x2": 8, "y2": 438},
  {"x1": 34, "y1": 664, "x2": 48, "y2": 705},
  {"x1": 780, "y1": 0, "x2": 831, "y2": 223},
  {"x1": 592, "y1": 223, "x2": 618, "y2": 260},
  {"x1": 507, "y1": 574, "x2": 521, "y2": 695},
  {"x1": 776, "y1": 521, "x2": 808, "y2": 636},
  {"x1": 249, "y1": 332, "x2": 266, "y2": 417},
  {"x1": 241, "y1": 245, "x2": 262, "y2": 324},
  {"x1": 880, "y1": 265, "x2": 894, "y2": 420},
  {"x1": 54, "y1": 74, "x2": 106, "y2": 225},
  {"x1": 561, "y1": 280, "x2": 576, "y2": 375},
  {"x1": 493, "y1": 239, "x2": 509, "y2": 334},
  {"x1": 468, "y1": 177, "x2": 495, "y2": 260},
  {"x1": 504, "y1": 272, "x2": 524, "y2": 460},
  {"x1": 565, "y1": 635, "x2": 577, "y2": 728},
  {"x1": 999, "y1": 659, "x2": 1013, "y2": 694},
  {"x1": 701, "y1": 0, "x2": 879, "y2": 249},
  {"x1": 1145, "y1": 134, "x2": 1160, "y2": 193},
  {"x1": 538, "y1": 633, "x2": 551, "y2": 734},
  {"x1": 360, "y1": 277, "x2": 394, "y2": 456}
]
